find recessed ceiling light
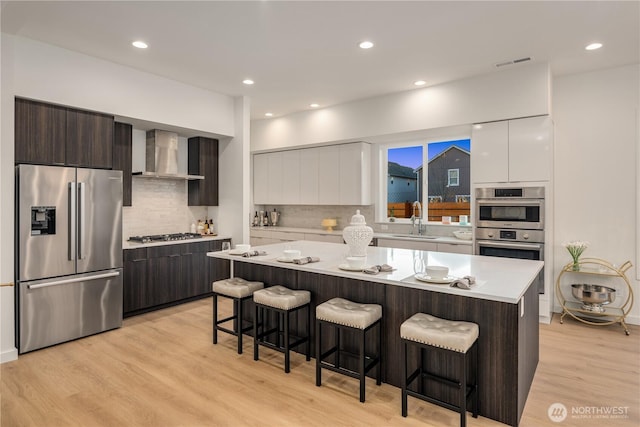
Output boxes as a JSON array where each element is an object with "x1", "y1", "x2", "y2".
[
  {"x1": 265, "y1": 112, "x2": 273, "y2": 117},
  {"x1": 359, "y1": 41, "x2": 374, "y2": 49},
  {"x1": 242, "y1": 79, "x2": 254, "y2": 85},
  {"x1": 310, "y1": 103, "x2": 320, "y2": 108},
  {"x1": 132, "y1": 41, "x2": 148, "y2": 49},
  {"x1": 414, "y1": 80, "x2": 426, "y2": 86},
  {"x1": 585, "y1": 42, "x2": 603, "y2": 51}
]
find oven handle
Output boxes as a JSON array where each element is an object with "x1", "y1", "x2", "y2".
[
  {"x1": 476, "y1": 240, "x2": 543, "y2": 250},
  {"x1": 476, "y1": 199, "x2": 543, "y2": 206}
]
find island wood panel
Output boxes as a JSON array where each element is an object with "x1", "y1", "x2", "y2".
[{"x1": 233, "y1": 260, "x2": 538, "y2": 427}]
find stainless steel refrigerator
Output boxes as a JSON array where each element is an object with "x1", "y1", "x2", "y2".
[{"x1": 15, "y1": 164, "x2": 123, "y2": 353}]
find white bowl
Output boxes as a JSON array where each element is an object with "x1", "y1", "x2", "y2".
[
  {"x1": 426, "y1": 265, "x2": 449, "y2": 279},
  {"x1": 346, "y1": 256, "x2": 366, "y2": 270},
  {"x1": 453, "y1": 230, "x2": 473, "y2": 241},
  {"x1": 283, "y1": 249, "x2": 301, "y2": 260},
  {"x1": 235, "y1": 244, "x2": 251, "y2": 252}
]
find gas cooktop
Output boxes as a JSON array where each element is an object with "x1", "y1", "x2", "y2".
[{"x1": 128, "y1": 233, "x2": 203, "y2": 243}]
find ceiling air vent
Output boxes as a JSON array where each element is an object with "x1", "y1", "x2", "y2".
[{"x1": 494, "y1": 57, "x2": 532, "y2": 68}]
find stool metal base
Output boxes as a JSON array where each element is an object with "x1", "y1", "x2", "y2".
[
  {"x1": 212, "y1": 292, "x2": 254, "y2": 354},
  {"x1": 316, "y1": 318, "x2": 382, "y2": 403},
  {"x1": 253, "y1": 302, "x2": 311, "y2": 373},
  {"x1": 401, "y1": 339, "x2": 479, "y2": 427}
]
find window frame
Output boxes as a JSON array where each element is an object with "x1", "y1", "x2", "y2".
[
  {"x1": 447, "y1": 168, "x2": 460, "y2": 187},
  {"x1": 377, "y1": 133, "x2": 471, "y2": 224}
]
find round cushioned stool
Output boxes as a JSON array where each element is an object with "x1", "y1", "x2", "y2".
[
  {"x1": 315, "y1": 297, "x2": 382, "y2": 403},
  {"x1": 253, "y1": 285, "x2": 311, "y2": 373},
  {"x1": 212, "y1": 277, "x2": 264, "y2": 354},
  {"x1": 401, "y1": 313, "x2": 479, "y2": 427}
]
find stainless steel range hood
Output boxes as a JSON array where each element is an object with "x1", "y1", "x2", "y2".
[{"x1": 132, "y1": 130, "x2": 204, "y2": 180}]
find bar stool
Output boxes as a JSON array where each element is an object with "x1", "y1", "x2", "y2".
[
  {"x1": 253, "y1": 285, "x2": 311, "y2": 373},
  {"x1": 401, "y1": 313, "x2": 479, "y2": 427},
  {"x1": 212, "y1": 277, "x2": 264, "y2": 354},
  {"x1": 315, "y1": 297, "x2": 382, "y2": 403}
]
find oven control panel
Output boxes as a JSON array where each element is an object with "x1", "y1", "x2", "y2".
[{"x1": 476, "y1": 227, "x2": 544, "y2": 243}]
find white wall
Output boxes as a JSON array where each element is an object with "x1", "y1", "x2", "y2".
[
  {"x1": 252, "y1": 62, "x2": 551, "y2": 151},
  {"x1": 553, "y1": 64, "x2": 639, "y2": 324},
  {"x1": 0, "y1": 34, "x2": 240, "y2": 362},
  {"x1": 216, "y1": 96, "x2": 251, "y2": 247}
]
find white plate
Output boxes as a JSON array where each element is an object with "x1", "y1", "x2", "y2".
[
  {"x1": 414, "y1": 274, "x2": 457, "y2": 284},
  {"x1": 276, "y1": 257, "x2": 295, "y2": 263},
  {"x1": 338, "y1": 263, "x2": 364, "y2": 272}
]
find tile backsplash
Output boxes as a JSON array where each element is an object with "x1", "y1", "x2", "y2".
[
  {"x1": 256, "y1": 205, "x2": 375, "y2": 230},
  {"x1": 123, "y1": 178, "x2": 207, "y2": 238}
]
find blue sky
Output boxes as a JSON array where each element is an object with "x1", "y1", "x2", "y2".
[{"x1": 389, "y1": 139, "x2": 471, "y2": 169}]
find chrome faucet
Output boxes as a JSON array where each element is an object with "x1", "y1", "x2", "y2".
[{"x1": 411, "y1": 201, "x2": 423, "y2": 235}]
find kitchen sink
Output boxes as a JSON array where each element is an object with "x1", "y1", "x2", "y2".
[{"x1": 390, "y1": 234, "x2": 438, "y2": 240}]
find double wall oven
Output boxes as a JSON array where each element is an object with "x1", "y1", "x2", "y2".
[{"x1": 475, "y1": 187, "x2": 545, "y2": 294}]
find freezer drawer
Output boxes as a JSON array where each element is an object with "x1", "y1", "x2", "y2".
[{"x1": 19, "y1": 269, "x2": 123, "y2": 353}]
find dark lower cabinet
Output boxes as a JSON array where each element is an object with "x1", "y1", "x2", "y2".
[{"x1": 123, "y1": 239, "x2": 231, "y2": 317}]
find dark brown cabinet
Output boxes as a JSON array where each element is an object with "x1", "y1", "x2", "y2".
[
  {"x1": 188, "y1": 136, "x2": 219, "y2": 206},
  {"x1": 123, "y1": 248, "x2": 149, "y2": 313},
  {"x1": 123, "y1": 239, "x2": 230, "y2": 317},
  {"x1": 113, "y1": 122, "x2": 132, "y2": 206},
  {"x1": 65, "y1": 108, "x2": 113, "y2": 168},
  {"x1": 14, "y1": 98, "x2": 114, "y2": 168},
  {"x1": 14, "y1": 98, "x2": 66, "y2": 165}
]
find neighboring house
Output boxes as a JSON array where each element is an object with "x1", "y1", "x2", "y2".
[
  {"x1": 416, "y1": 146, "x2": 471, "y2": 202},
  {"x1": 387, "y1": 161, "x2": 418, "y2": 203}
]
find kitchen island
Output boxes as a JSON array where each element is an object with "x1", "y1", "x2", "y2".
[{"x1": 207, "y1": 241, "x2": 543, "y2": 427}]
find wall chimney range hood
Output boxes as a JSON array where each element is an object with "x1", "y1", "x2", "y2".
[{"x1": 132, "y1": 130, "x2": 204, "y2": 180}]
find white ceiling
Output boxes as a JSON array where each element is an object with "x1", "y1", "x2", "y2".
[{"x1": 2, "y1": 1, "x2": 638, "y2": 120}]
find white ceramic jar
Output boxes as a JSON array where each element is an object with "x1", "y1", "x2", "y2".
[{"x1": 342, "y1": 210, "x2": 373, "y2": 257}]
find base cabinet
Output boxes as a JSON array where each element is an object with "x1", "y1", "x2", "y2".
[{"x1": 123, "y1": 240, "x2": 230, "y2": 316}]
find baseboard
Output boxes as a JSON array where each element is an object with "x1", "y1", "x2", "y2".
[
  {"x1": 1, "y1": 347, "x2": 18, "y2": 364},
  {"x1": 538, "y1": 314, "x2": 552, "y2": 324}
]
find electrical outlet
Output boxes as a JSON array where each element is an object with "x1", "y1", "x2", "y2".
[{"x1": 380, "y1": 224, "x2": 388, "y2": 231}]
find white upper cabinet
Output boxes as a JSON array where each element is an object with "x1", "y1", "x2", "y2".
[
  {"x1": 339, "y1": 142, "x2": 371, "y2": 205},
  {"x1": 508, "y1": 116, "x2": 552, "y2": 182},
  {"x1": 252, "y1": 142, "x2": 371, "y2": 205},
  {"x1": 471, "y1": 121, "x2": 509, "y2": 183},
  {"x1": 317, "y1": 145, "x2": 340, "y2": 205},
  {"x1": 281, "y1": 150, "x2": 301, "y2": 204},
  {"x1": 266, "y1": 152, "x2": 284, "y2": 204},
  {"x1": 299, "y1": 148, "x2": 319, "y2": 204},
  {"x1": 472, "y1": 116, "x2": 552, "y2": 183},
  {"x1": 253, "y1": 152, "x2": 269, "y2": 205}
]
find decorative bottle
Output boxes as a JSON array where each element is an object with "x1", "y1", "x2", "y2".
[{"x1": 342, "y1": 210, "x2": 373, "y2": 257}]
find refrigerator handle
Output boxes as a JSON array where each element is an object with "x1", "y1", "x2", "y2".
[
  {"x1": 27, "y1": 271, "x2": 120, "y2": 289},
  {"x1": 68, "y1": 182, "x2": 76, "y2": 261},
  {"x1": 78, "y1": 182, "x2": 86, "y2": 260}
]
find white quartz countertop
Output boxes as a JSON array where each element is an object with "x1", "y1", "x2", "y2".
[
  {"x1": 123, "y1": 235, "x2": 231, "y2": 250},
  {"x1": 250, "y1": 226, "x2": 472, "y2": 245},
  {"x1": 208, "y1": 240, "x2": 542, "y2": 304}
]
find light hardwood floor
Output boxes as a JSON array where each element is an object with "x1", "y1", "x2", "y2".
[{"x1": 1, "y1": 298, "x2": 638, "y2": 427}]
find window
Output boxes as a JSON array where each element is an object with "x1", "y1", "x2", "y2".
[
  {"x1": 384, "y1": 139, "x2": 471, "y2": 222},
  {"x1": 448, "y1": 169, "x2": 459, "y2": 187}
]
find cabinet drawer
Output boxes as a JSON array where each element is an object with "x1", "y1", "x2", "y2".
[
  {"x1": 147, "y1": 245, "x2": 183, "y2": 258},
  {"x1": 124, "y1": 247, "x2": 147, "y2": 262},
  {"x1": 271, "y1": 231, "x2": 305, "y2": 241},
  {"x1": 437, "y1": 243, "x2": 473, "y2": 255},
  {"x1": 304, "y1": 234, "x2": 344, "y2": 244},
  {"x1": 377, "y1": 238, "x2": 437, "y2": 251}
]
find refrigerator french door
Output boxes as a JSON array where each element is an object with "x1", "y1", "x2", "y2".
[{"x1": 16, "y1": 164, "x2": 123, "y2": 353}]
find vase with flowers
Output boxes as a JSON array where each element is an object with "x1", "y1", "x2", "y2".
[{"x1": 564, "y1": 241, "x2": 589, "y2": 271}]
